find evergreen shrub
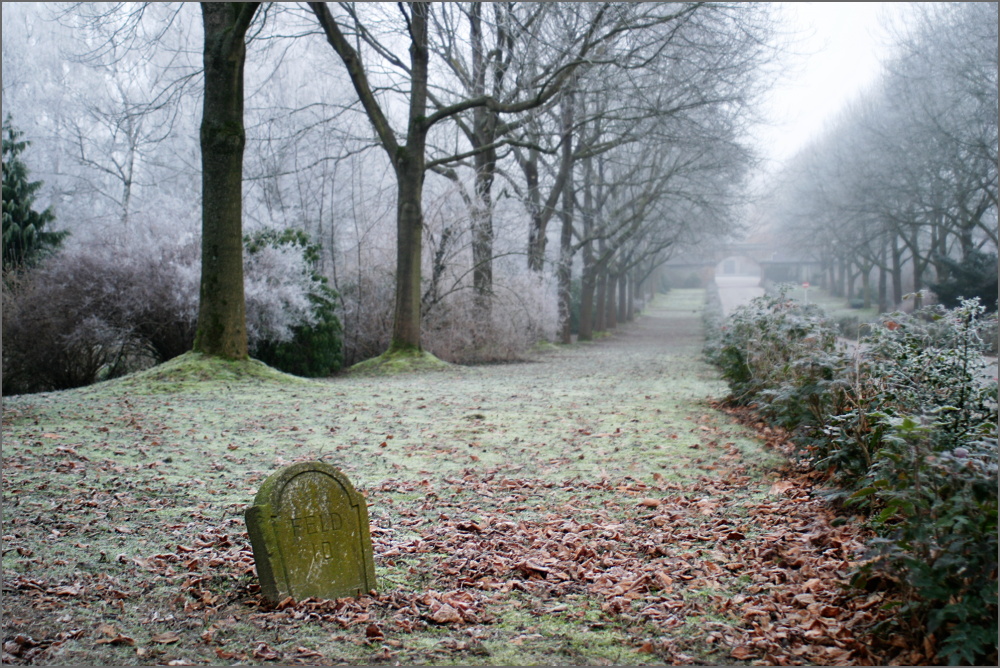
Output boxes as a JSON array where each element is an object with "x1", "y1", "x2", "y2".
[{"x1": 708, "y1": 292, "x2": 998, "y2": 665}]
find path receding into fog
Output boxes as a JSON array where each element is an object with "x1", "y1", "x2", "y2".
[{"x1": 715, "y1": 275, "x2": 764, "y2": 316}]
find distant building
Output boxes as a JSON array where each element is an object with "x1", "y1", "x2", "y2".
[{"x1": 662, "y1": 237, "x2": 821, "y2": 288}]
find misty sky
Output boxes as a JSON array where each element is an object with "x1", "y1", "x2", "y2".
[{"x1": 756, "y1": 2, "x2": 902, "y2": 170}]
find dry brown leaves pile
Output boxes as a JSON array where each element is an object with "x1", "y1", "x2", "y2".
[
  {"x1": 4, "y1": 420, "x2": 930, "y2": 666},
  {"x1": 362, "y1": 457, "x2": 925, "y2": 666}
]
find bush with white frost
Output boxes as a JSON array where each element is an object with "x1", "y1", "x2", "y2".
[
  {"x1": 244, "y1": 241, "x2": 320, "y2": 347},
  {"x1": 2, "y1": 228, "x2": 338, "y2": 394},
  {"x1": 423, "y1": 270, "x2": 559, "y2": 364}
]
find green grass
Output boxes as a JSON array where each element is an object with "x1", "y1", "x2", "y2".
[
  {"x1": 2, "y1": 289, "x2": 793, "y2": 666},
  {"x1": 347, "y1": 349, "x2": 452, "y2": 376}
]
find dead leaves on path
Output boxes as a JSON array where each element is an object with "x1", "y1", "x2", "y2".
[
  {"x1": 6, "y1": 473, "x2": 911, "y2": 666},
  {"x1": 4, "y1": 452, "x2": 919, "y2": 665},
  {"x1": 365, "y1": 469, "x2": 910, "y2": 666}
]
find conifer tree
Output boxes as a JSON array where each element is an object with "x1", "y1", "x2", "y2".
[{"x1": 2, "y1": 116, "x2": 67, "y2": 272}]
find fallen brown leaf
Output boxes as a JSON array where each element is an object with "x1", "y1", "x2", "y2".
[
  {"x1": 428, "y1": 603, "x2": 463, "y2": 624},
  {"x1": 253, "y1": 641, "x2": 281, "y2": 660}
]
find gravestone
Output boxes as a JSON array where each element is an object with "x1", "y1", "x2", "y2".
[{"x1": 245, "y1": 461, "x2": 376, "y2": 603}]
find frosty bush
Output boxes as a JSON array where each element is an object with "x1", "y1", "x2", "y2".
[
  {"x1": 334, "y1": 260, "x2": 559, "y2": 368},
  {"x1": 244, "y1": 241, "x2": 318, "y2": 346},
  {"x1": 2, "y1": 227, "x2": 342, "y2": 394},
  {"x1": 2, "y1": 250, "x2": 167, "y2": 394},
  {"x1": 243, "y1": 228, "x2": 342, "y2": 377},
  {"x1": 708, "y1": 296, "x2": 998, "y2": 664},
  {"x1": 337, "y1": 270, "x2": 395, "y2": 368},
  {"x1": 707, "y1": 286, "x2": 842, "y2": 407},
  {"x1": 423, "y1": 271, "x2": 559, "y2": 364}
]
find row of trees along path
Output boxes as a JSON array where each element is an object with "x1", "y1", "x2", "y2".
[
  {"x1": 1, "y1": 290, "x2": 920, "y2": 665},
  {"x1": 164, "y1": 2, "x2": 770, "y2": 361}
]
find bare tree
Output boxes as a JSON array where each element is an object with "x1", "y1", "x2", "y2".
[
  {"x1": 770, "y1": 3, "x2": 997, "y2": 311},
  {"x1": 191, "y1": 2, "x2": 261, "y2": 359},
  {"x1": 307, "y1": 1, "x2": 704, "y2": 355}
]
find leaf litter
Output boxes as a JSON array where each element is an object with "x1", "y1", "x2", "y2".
[{"x1": 2, "y1": 290, "x2": 919, "y2": 665}]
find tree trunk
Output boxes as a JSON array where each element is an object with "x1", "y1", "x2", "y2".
[
  {"x1": 469, "y1": 5, "x2": 496, "y2": 308},
  {"x1": 891, "y1": 234, "x2": 904, "y2": 306},
  {"x1": 595, "y1": 265, "x2": 607, "y2": 332},
  {"x1": 578, "y1": 268, "x2": 595, "y2": 341},
  {"x1": 523, "y1": 149, "x2": 547, "y2": 273},
  {"x1": 606, "y1": 273, "x2": 618, "y2": 330},
  {"x1": 310, "y1": 2, "x2": 431, "y2": 355},
  {"x1": 557, "y1": 216, "x2": 573, "y2": 345},
  {"x1": 930, "y1": 224, "x2": 950, "y2": 283},
  {"x1": 392, "y1": 158, "x2": 426, "y2": 352},
  {"x1": 577, "y1": 155, "x2": 595, "y2": 341},
  {"x1": 617, "y1": 272, "x2": 628, "y2": 323},
  {"x1": 389, "y1": 4, "x2": 430, "y2": 353},
  {"x1": 878, "y1": 242, "x2": 888, "y2": 313},
  {"x1": 556, "y1": 91, "x2": 575, "y2": 345},
  {"x1": 860, "y1": 263, "x2": 871, "y2": 309},
  {"x1": 193, "y1": 3, "x2": 260, "y2": 360},
  {"x1": 471, "y1": 148, "x2": 495, "y2": 310},
  {"x1": 899, "y1": 227, "x2": 930, "y2": 305},
  {"x1": 626, "y1": 271, "x2": 636, "y2": 320},
  {"x1": 836, "y1": 257, "x2": 847, "y2": 297}
]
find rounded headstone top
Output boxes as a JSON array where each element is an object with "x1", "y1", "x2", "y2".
[{"x1": 252, "y1": 461, "x2": 362, "y2": 508}]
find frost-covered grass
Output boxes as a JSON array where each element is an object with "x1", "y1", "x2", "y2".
[
  {"x1": 789, "y1": 284, "x2": 879, "y2": 322},
  {"x1": 2, "y1": 289, "x2": 788, "y2": 666}
]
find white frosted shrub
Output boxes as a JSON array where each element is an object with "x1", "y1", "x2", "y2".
[
  {"x1": 423, "y1": 270, "x2": 558, "y2": 363},
  {"x1": 336, "y1": 269, "x2": 395, "y2": 367},
  {"x1": 243, "y1": 242, "x2": 322, "y2": 347},
  {"x1": 2, "y1": 229, "x2": 328, "y2": 393}
]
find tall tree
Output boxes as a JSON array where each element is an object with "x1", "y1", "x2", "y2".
[
  {"x1": 192, "y1": 2, "x2": 261, "y2": 359},
  {"x1": 769, "y1": 3, "x2": 997, "y2": 311},
  {"x1": 308, "y1": 1, "x2": 660, "y2": 354}
]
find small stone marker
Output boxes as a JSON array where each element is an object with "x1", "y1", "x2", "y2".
[{"x1": 245, "y1": 461, "x2": 376, "y2": 603}]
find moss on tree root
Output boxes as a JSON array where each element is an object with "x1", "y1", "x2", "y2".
[
  {"x1": 347, "y1": 349, "x2": 451, "y2": 376},
  {"x1": 99, "y1": 351, "x2": 315, "y2": 395}
]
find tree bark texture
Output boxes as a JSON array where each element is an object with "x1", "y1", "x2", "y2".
[
  {"x1": 878, "y1": 243, "x2": 888, "y2": 313},
  {"x1": 606, "y1": 273, "x2": 618, "y2": 330},
  {"x1": 392, "y1": 157, "x2": 426, "y2": 352},
  {"x1": 891, "y1": 234, "x2": 904, "y2": 306},
  {"x1": 626, "y1": 271, "x2": 636, "y2": 321},
  {"x1": 390, "y1": 3, "x2": 430, "y2": 353},
  {"x1": 860, "y1": 263, "x2": 872, "y2": 309},
  {"x1": 469, "y1": 4, "x2": 497, "y2": 308},
  {"x1": 523, "y1": 150, "x2": 546, "y2": 273},
  {"x1": 193, "y1": 2, "x2": 259, "y2": 360},
  {"x1": 309, "y1": 2, "x2": 428, "y2": 353},
  {"x1": 595, "y1": 265, "x2": 607, "y2": 332},
  {"x1": 556, "y1": 91, "x2": 575, "y2": 345},
  {"x1": 577, "y1": 156, "x2": 596, "y2": 341},
  {"x1": 617, "y1": 272, "x2": 627, "y2": 323}
]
